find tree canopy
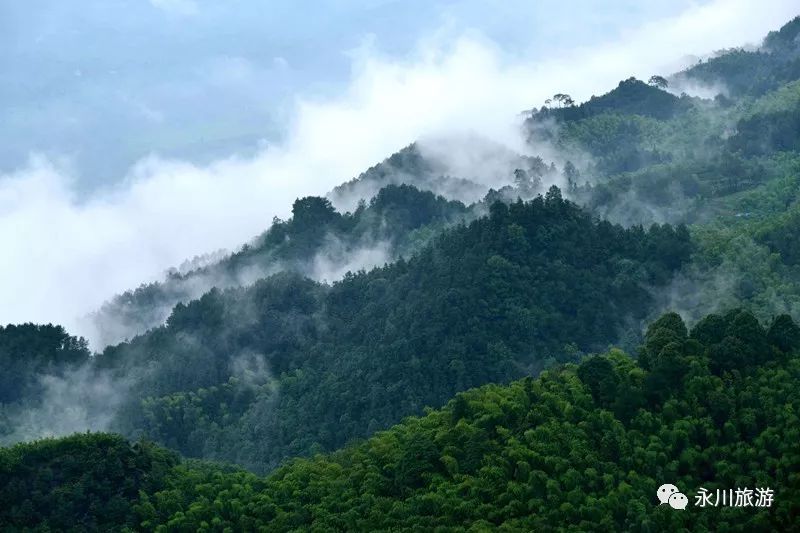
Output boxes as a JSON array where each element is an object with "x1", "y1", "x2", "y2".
[{"x1": 3, "y1": 310, "x2": 798, "y2": 531}]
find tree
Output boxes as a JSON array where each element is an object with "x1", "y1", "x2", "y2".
[
  {"x1": 690, "y1": 313, "x2": 726, "y2": 346},
  {"x1": 767, "y1": 314, "x2": 800, "y2": 354},
  {"x1": 544, "y1": 185, "x2": 563, "y2": 204},
  {"x1": 563, "y1": 161, "x2": 580, "y2": 192},
  {"x1": 513, "y1": 166, "x2": 544, "y2": 196},
  {"x1": 577, "y1": 356, "x2": 619, "y2": 406},
  {"x1": 291, "y1": 196, "x2": 339, "y2": 231},
  {"x1": 552, "y1": 93, "x2": 575, "y2": 107},
  {"x1": 639, "y1": 312, "x2": 687, "y2": 370},
  {"x1": 648, "y1": 75, "x2": 669, "y2": 89}
]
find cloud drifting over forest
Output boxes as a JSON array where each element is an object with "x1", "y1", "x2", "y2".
[{"x1": 1, "y1": 0, "x2": 796, "y2": 344}]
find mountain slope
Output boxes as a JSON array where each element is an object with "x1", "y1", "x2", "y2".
[
  {"x1": 0, "y1": 324, "x2": 89, "y2": 405},
  {"x1": 5, "y1": 18, "x2": 800, "y2": 533},
  {"x1": 95, "y1": 190, "x2": 690, "y2": 472},
  {"x1": 0, "y1": 433, "x2": 177, "y2": 532},
  {"x1": 3, "y1": 310, "x2": 799, "y2": 531},
  {"x1": 328, "y1": 143, "x2": 489, "y2": 211},
  {"x1": 677, "y1": 15, "x2": 800, "y2": 98},
  {"x1": 529, "y1": 77, "x2": 690, "y2": 124},
  {"x1": 90, "y1": 184, "x2": 472, "y2": 347}
]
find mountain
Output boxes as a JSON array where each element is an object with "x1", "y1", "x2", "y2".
[
  {"x1": 89, "y1": 184, "x2": 473, "y2": 347},
  {"x1": 4, "y1": 14, "x2": 800, "y2": 533},
  {"x1": 95, "y1": 190, "x2": 689, "y2": 472},
  {"x1": 0, "y1": 433, "x2": 178, "y2": 532},
  {"x1": 676, "y1": 16, "x2": 800, "y2": 98},
  {"x1": 328, "y1": 143, "x2": 490, "y2": 211},
  {"x1": 90, "y1": 139, "x2": 538, "y2": 349},
  {"x1": 0, "y1": 324, "x2": 89, "y2": 405},
  {"x1": 528, "y1": 77, "x2": 691, "y2": 124},
  {"x1": 4, "y1": 310, "x2": 799, "y2": 531}
]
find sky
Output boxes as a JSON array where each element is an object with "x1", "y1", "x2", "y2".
[
  {"x1": 1, "y1": 0, "x2": 697, "y2": 189},
  {"x1": 1, "y1": 0, "x2": 798, "y2": 344}
]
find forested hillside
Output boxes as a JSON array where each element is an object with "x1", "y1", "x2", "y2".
[
  {"x1": 3, "y1": 310, "x2": 798, "y2": 531},
  {"x1": 0, "y1": 434, "x2": 177, "y2": 532},
  {"x1": 328, "y1": 143, "x2": 490, "y2": 210},
  {"x1": 518, "y1": 16, "x2": 800, "y2": 329},
  {"x1": 94, "y1": 189, "x2": 689, "y2": 472},
  {"x1": 675, "y1": 16, "x2": 800, "y2": 98},
  {"x1": 0, "y1": 325, "x2": 92, "y2": 442},
  {"x1": 3, "y1": 14, "x2": 800, "y2": 533},
  {"x1": 90, "y1": 184, "x2": 472, "y2": 347},
  {"x1": 0, "y1": 324, "x2": 89, "y2": 405}
]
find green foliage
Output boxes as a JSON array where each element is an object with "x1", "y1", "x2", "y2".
[
  {"x1": 98, "y1": 193, "x2": 691, "y2": 472},
  {"x1": 532, "y1": 77, "x2": 688, "y2": 123},
  {"x1": 559, "y1": 113, "x2": 670, "y2": 176},
  {"x1": 767, "y1": 314, "x2": 800, "y2": 353},
  {"x1": 140, "y1": 311, "x2": 797, "y2": 531},
  {"x1": 756, "y1": 210, "x2": 800, "y2": 265},
  {"x1": 0, "y1": 433, "x2": 177, "y2": 532},
  {"x1": 0, "y1": 324, "x2": 89, "y2": 404},
  {"x1": 4, "y1": 16, "x2": 800, "y2": 533},
  {"x1": 729, "y1": 81, "x2": 800, "y2": 156},
  {"x1": 680, "y1": 16, "x2": 800, "y2": 97},
  {"x1": 6, "y1": 311, "x2": 797, "y2": 531},
  {"x1": 91, "y1": 184, "x2": 471, "y2": 346}
]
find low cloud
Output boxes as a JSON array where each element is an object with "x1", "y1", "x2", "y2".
[
  {"x1": 311, "y1": 238, "x2": 392, "y2": 283},
  {"x1": 1, "y1": 0, "x2": 796, "y2": 344},
  {"x1": 230, "y1": 351, "x2": 274, "y2": 388},
  {"x1": 0, "y1": 365, "x2": 127, "y2": 445}
]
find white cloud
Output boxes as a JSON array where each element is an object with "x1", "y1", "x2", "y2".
[{"x1": 1, "y1": 0, "x2": 797, "y2": 345}]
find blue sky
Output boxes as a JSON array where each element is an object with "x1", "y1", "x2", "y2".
[
  {"x1": 2, "y1": 0, "x2": 698, "y2": 190},
  {"x1": 1, "y1": 0, "x2": 797, "y2": 339}
]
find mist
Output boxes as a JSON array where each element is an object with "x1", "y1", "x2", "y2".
[
  {"x1": 1, "y1": 0, "x2": 797, "y2": 348},
  {"x1": 0, "y1": 365, "x2": 128, "y2": 445}
]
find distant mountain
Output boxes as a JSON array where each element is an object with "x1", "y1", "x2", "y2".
[
  {"x1": 528, "y1": 77, "x2": 690, "y2": 124},
  {"x1": 328, "y1": 143, "x2": 489, "y2": 211},
  {"x1": 89, "y1": 184, "x2": 472, "y2": 347},
  {"x1": 520, "y1": 27, "x2": 800, "y2": 225},
  {"x1": 676, "y1": 15, "x2": 800, "y2": 97},
  {"x1": 89, "y1": 134, "x2": 559, "y2": 349},
  {"x1": 89, "y1": 134, "x2": 547, "y2": 349},
  {"x1": 96, "y1": 190, "x2": 690, "y2": 472}
]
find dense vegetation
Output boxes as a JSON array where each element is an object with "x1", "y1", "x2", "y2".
[
  {"x1": 3, "y1": 14, "x2": 800, "y2": 533},
  {"x1": 91, "y1": 184, "x2": 472, "y2": 347},
  {"x1": 0, "y1": 433, "x2": 177, "y2": 532},
  {"x1": 676, "y1": 16, "x2": 800, "y2": 98},
  {"x1": 95, "y1": 189, "x2": 690, "y2": 472},
  {"x1": 329, "y1": 143, "x2": 489, "y2": 209},
  {"x1": 0, "y1": 324, "x2": 89, "y2": 405},
  {"x1": 519, "y1": 17, "x2": 800, "y2": 331},
  {"x1": 3, "y1": 310, "x2": 798, "y2": 531},
  {"x1": 530, "y1": 77, "x2": 691, "y2": 123}
]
